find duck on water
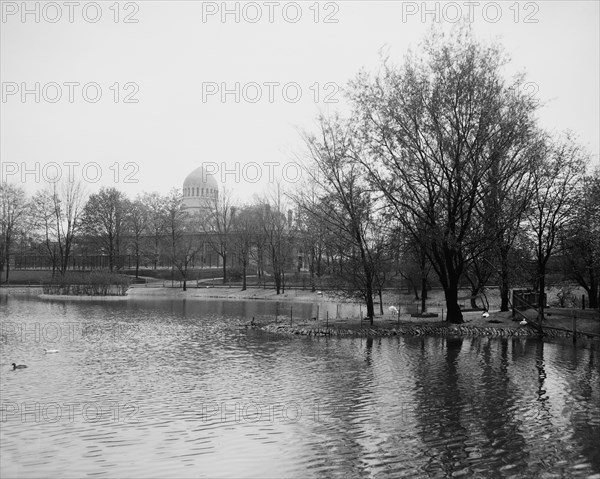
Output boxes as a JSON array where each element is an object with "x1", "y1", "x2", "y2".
[{"x1": 12, "y1": 363, "x2": 28, "y2": 370}]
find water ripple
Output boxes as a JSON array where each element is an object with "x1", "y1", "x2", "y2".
[{"x1": 1, "y1": 296, "x2": 599, "y2": 477}]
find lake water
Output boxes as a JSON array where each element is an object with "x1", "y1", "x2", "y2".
[{"x1": 1, "y1": 294, "x2": 599, "y2": 478}]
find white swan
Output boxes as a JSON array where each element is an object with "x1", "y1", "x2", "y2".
[
  {"x1": 482, "y1": 311, "x2": 490, "y2": 318},
  {"x1": 520, "y1": 319, "x2": 528, "y2": 326},
  {"x1": 44, "y1": 349, "x2": 60, "y2": 354},
  {"x1": 389, "y1": 306, "x2": 399, "y2": 314}
]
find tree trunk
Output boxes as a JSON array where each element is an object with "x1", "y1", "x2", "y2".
[
  {"x1": 537, "y1": 263, "x2": 546, "y2": 324},
  {"x1": 499, "y1": 246, "x2": 510, "y2": 311},
  {"x1": 242, "y1": 260, "x2": 247, "y2": 291},
  {"x1": 4, "y1": 240, "x2": 10, "y2": 282},
  {"x1": 421, "y1": 276, "x2": 427, "y2": 313},
  {"x1": 379, "y1": 289, "x2": 383, "y2": 315},
  {"x1": 275, "y1": 272, "x2": 281, "y2": 294},
  {"x1": 444, "y1": 280, "x2": 464, "y2": 324},
  {"x1": 154, "y1": 236, "x2": 159, "y2": 270},
  {"x1": 437, "y1": 245, "x2": 464, "y2": 324},
  {"x1": 470, "y1": 288, "x2": 479, "y2": 310},
  {"x1": 587, "y1": 271, "x2": 598, "y2": 309},
  {"x1": 365, "y1": 288, "x2": 375, "y2": 325},
  {"x1": 222, "y1": 253, "x2": 227, "y2": 284},
  {"x1": 109, "y1": 237, "x2": 114, "y2": 272},
  {"x1": 413, "y1": 281, "x2": 420, "y2": 300},
  {"x1": 500, "y1": 282, "x2": 510, "y2": 311},
  {"x1": 116, "y1": 233, "x2": 121, "y2": 271}
]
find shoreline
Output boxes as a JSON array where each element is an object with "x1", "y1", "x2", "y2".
[
  {"x1": 125, "y1": 285, "x2": 348, "y2": 303},
  {"x1": 260, "y1": 321, "x2": 598, "y2": 341},
  {"x1": 262, "y1": 322, "x2": 535, "y2": 338},
  {"x1": 37, "y1": 293, "x2": 129, "y2": 301}
]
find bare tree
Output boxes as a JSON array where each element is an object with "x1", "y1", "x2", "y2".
[
  {"x1": 298, "y1": 115, "x2": 382, "y2": 322},
  {"x1": 172, "y1": 222, "x2": 201, "y2": 292},
  {"x1": 396, "y1": 224, "x2": 433, "y2": 310},
  {"x1": 30, "y1": 180, "x2": 86, "y2": 276},
  {"x1": 294, "y1": 199, "x2": 327, "y2": 292},
  {"x1": 476, "y1": 95, "x2": 539, "y2": 311},
  {"x1": 248, "y1": 202, "x2": 268, "y2": 287},
  {"x1": 164, "y1": 188, "x2": 191, "y2": 289},
  {"x1": 258, "y1": 183, "x2": 293, "y2": 295},
  {"x1": 199, "y1": 188, "x2": 235, "y2": 284},
  {"x1": 141, "y1": 192, "x2": 167, "y2": 270},
  {"x1": 124, "y1": 196, "x2": 149, "y2": 278},
  {"x1": 350, "y1": 26, "x2": 539, "y2": 323},
  {"x1": 561, "y1": 168, "x2": 600, "y2": 308},
  {"x1": 232, "y1": 205, "x2": 262, "y2": 291},
  {"x1": 526, "y1": 133, "x2": 587, "y2": 322},
  {"x1": 0, "y1": 183, "x2": 29, "y2": 282}
]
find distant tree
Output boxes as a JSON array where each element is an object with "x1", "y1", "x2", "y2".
[
  {"x1": 294, "y1": 198, "x2": 327, "y2": 292},
  {"x1": 259, "y1": 183, "x2": 293, "y2": 295},
  {"x1": 199, "y1": 188, "x2": 235, "y2": 284},
  {"x1": 371, "y1": 228, "x2": 397, "y2": 315},
  {"x1": 141, "y1": 192, "x2": 167, "y2": 269},
  {"x1": 525, "y1": 133, "x2": 587, "y2": 321},
  {"x1": 299, "y1": 115, "x2": 382, "y2": 322},
  {"x1": 124, "y1": 196, "x2": 149, "y2": 278},
  {"x1": 248, "y1": 203, "x2": 268, "y2": 286},
  {"x1": 163, "y1": 189, "x2": 191, "y2": 289},
  {"x1": 464, "y1": 254, "x2": 493, "y2": 311},
  {"x1": 232, "y1": 205, "x2": 262, "y2": 291},
  {"x1": 30, "y1": 180, "x2": 86, "y2": 276},
  {"x1": 560, "y1": 167, "x2": 600, "y2": 308},
  {"x1": 172, "y1": 223, "x2": 201, "y2": 292},
  {"x1": 396, "y1": 224, "x2": 432, "y2": 310},
  {"x1": 0, "y1": 183, "x2": 28, "y2": 283},
  {"x1": 81, "y1": 187, "x2": 127, "y2": 271}
]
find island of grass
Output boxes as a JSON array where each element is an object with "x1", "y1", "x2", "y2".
[{"x1": 260, "y1": 308, "x2": 600, "y2": 341}]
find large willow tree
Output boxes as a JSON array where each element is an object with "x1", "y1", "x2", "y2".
[{"x1": 350, "y1": 27, "x2": 538, "y2": 323}]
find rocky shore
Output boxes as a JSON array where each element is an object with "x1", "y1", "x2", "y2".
[{"x1": 261, "y1": 322, "x2": 595, "y2": 340}]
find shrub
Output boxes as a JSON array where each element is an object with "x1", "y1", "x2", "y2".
[{"x1": 42, "y1": 271, "x2": 130, "y2": 296}]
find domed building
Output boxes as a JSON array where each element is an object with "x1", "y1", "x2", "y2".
[{"x1": 182, "y1": 165, "x2": 219, "y2": 211}]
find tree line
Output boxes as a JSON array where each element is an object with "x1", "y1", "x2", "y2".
[{"x1": 0, "y1": 181, "x2": 298, "y2": 292}]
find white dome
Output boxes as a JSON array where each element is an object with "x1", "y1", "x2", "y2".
[
  {"x1": 182, "y1": 166, "x2": 219, "y2": 209},
  {"x1": 183, "y1": 166, "x2": 218, "y2": 190}
]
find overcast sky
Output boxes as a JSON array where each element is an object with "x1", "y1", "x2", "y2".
[{"x1": 1, "y1": 0, "x2": 599, "y2": 201}]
